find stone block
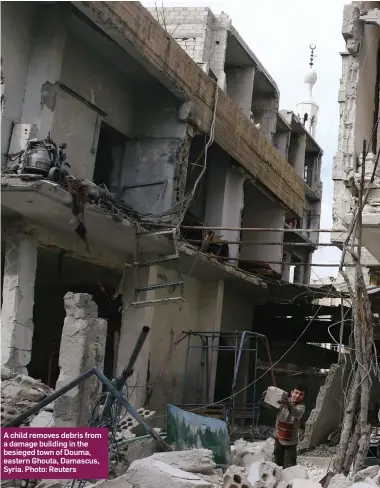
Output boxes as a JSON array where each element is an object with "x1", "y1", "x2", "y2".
[
  {"x1": 350, "y1": 483, "x2": 378, "y2": 488},
  {"x1": 279, "y1": 465, "x2": 309, "y2": 483},
  {"x1": 124, "y1": 459, "x2": 212, "y2": 488},
  {"x1": 328, "y1": 473, "x2": 352, "y2": 488},
  {"x1": 353, "y1": 465, "x2": 380, "y2": 482},
  {"x1": 291, "y1": 481, "x2": 321, "y2": 488},
  {"x1": 223, "y1": 465, "x2": 250, "y2": 488},
  {"x1": 246, "y1": 460, "x2": 281, "y2": 487},
  {"x1": 233, "y1": 438, "x2": 275, "y2": 467},
  {"x1": 151, "y1": 449, "x2": 216, "y2": 474},
  {"x1": 264, "y1": 386, "x2": 287, "y2": 409}
]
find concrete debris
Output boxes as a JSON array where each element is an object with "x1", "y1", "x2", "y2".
[
  {"x1": 124, "y1": 458, "x2": 213, "y2": 488},
  {"x1": 291, "y1": 481, "x2": 322, "y2": 488},
  {"x1": 223, "y1": 465, "x2": 251, "y2": 488},
  {"x1": 279, "y1": 465, "x2": 309, "y2": 483},
  {"x1": 231, "y1": 425, "x2": 274, "y2": 441},
  {"x1": 115, "y1": 409, "x2": 157, "y2": 440},
  {"x1": 297, "y1": 459, "x2": 327, "y2": 483},
  {"x1": 300, "y1": 443, "x2": 339, "y2": 457},
  {"x1": 328, "y1": 474, "x2": 353, "y2": 488},
  {"x1": 246, "y1": 460, "x2": 282, "y2": 487},
  {"x1": 299, "y1": 365, "x2": 346, "y2": 451},
  {"x1": 233, "y1": 438, "x2": 275, "y2": 466},
  {"x1": 150, "y1": 449, "x2": 216, "y2": 474},
  {"x1": 1, "y1": 367, "x2": 53, "y2": 426},
  {"x1": 352, "y1": 466, "x2": 380, "y2": 483},
  {"x1": 350, "y1": 483, "x2": 378, "y2": 488}
]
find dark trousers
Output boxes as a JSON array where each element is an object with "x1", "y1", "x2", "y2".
[{"x1": 274, "y1": 438, "x2": 297, "y2": 468}]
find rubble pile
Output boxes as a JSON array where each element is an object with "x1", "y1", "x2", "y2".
[
  {"x1": 301, "y1": 444, "x2": 339, "y2": 457},
  {"x1": 95, "y1": 439, "x2": 380, "y2": 488},
  {"x1": 231, "y1": 425, "x2": 274, "y2": 441},
  {"x1": 1, "y1": 368, "x2": 53, "y2": 427}
]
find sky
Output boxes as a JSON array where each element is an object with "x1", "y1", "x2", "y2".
[{"x1": 143, "y1": 0, "x2": 347, "y2": 282}]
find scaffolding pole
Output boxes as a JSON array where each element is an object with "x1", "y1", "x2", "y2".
[
  {"x1": 186, "y1": 240, "x2": 341, "y2": 247},
  {"x1": 144, "y1": 224, "x2": 347, "y2": 232}
]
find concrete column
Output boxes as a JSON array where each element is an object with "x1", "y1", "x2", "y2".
[
  {"x1": 303, "y1": 253, "x2": 313, "y2": 285},
  {"x1": 293, "y1": 263, "x2": 305, "y2": 285},
  {"x1": 226, "y1": 67, "x2": 255, "y2": 118},
  {"x1": 197, "y1": 280, "x2": 225, "y2": 402},
  {"x1": 294, "y1": 134, "x2": 306, "y2": 179},
  {"x1": 205, "y1": 160, "x2": 244, "y2": 261},
  {"x1": 281, "y1": 252, "x2": 292, "y2": 282},
  {"x1": 118, "y1": 266, "x2": 157, "y2": 407},
  {"x1": 20, "y1": 3, "x2": 68, "y2": 138},
  {"x1": 273, "y1": 131, "x2": 290, "y2": 160},
  {"x1": 252, "y1": 96, "x2": 279, "y2": 142},
  {"x1": 54, "y1": 293, "x2": 107, "y2": 427},
  {"x1": 240, "y1": 184, "x2": 285, "y2": 275},
  {"x1": 1, "y1": 231, "x2": 37, "y2": 374}
]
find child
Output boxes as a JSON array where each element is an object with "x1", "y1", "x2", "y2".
[{"x1": 262, "y1": 384, "x2": 306, "y2": 468}]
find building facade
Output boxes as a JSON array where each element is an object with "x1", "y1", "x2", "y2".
[
  {"x1": 1, "y1": 2, "x2": 325, "y2": 419},
  {"x1": 332, "y1": 1, "x2": 380, "y2": 285},
  {"x1": 148, "y1": 6, "x2": 323, "y2": 285}
]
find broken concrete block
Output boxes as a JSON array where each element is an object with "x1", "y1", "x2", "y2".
[
  {"x1": 233, "y1": 438, "x2": 275, "y2": 466},
  {"x1": 279, "y1": 465, "x2": 309, "y2": 483},
  {"x1": 264, "y1": 387, "x2": 287, "y2": 409},
  {"x1": 246, "y1": 460, "x2": 281, "y2": 487},
  {"x1": 151, "y1": 449, "x2": 216, "y2": 474},
  {"x1": 124, "y1": 459, "x2": 212, "y2": 487},
  {"x1": 124, "y1": 437, "x2": 161, "y2": 466},
  {"x1": 28, "y1": 409, "x2": 53, "y2": 427},
  {"x1": 328, "y1": 474, "x2": 352, "y2": 488},
  {"x1": 291, "y1": 480, "x2": 321, "y2": 488},
  {"x1": 223, "y1": 465, "x2": 251, "y2": 488},
  {"x1": 276, "y1": 483, "x2": 290, "y2": 488},
  {"x1": 86, "y1": 478, "x2": 133, "y2": 488},
  {"x1": 350, "y1": 482, "x2": 378, "y2": 488},
  {"x1": 353, "y1": 465, "x2": 380, "y2": 482}
]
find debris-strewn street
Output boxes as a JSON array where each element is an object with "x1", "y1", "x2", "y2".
[{"x1": 1, "y1": 0, "x2": 380, "y2": 487}]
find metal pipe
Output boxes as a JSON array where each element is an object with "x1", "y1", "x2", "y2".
[
  {"x1": 101, "y1": 326, "x2": 150, "y2": 421},
  {"x1": 252, "y1": 337, "x2": 258, "y2": 431},
  {"x1": 260, "y1": 336, "x2": 276, "y2": 386},
  {"x1": 122, "y1": 180, "x2": 166, "y2": 190},
  {"x1": 124, "y1": 326, "x2": 150, "y2": 377},
  {"x1": 193, "y1": 255, "x2": 355, "y2": 266},
  {"x1": 186, "y1": 240, "x2": 340, "y2": 247},
  {"x1": 94, "y1": 368, "x2": 172, "y2": 451},
  {"x1": 148, "y1": 224, "x2": 347, "y2": 232},
  {"x1": 231, "y1": 331, "x2": 247, "y2": 394},
  {"x1": 182, "y1": 334, "x2": 191, "y2": 404}
]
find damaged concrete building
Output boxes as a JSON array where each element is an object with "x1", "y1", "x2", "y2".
[
  {"x1": 147, "y1": 6, "x2": 323, "y2": 285},
  {"x1": 332, "y1": 1, "x2": 380, "y2": 285},
  {"x1": 1, "y1": 1, "x2": 344, "y2": 431}
]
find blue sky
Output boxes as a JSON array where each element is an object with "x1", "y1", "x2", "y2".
[{"x1": 143, "y1": 0, "x2": 347, "y2": 281}]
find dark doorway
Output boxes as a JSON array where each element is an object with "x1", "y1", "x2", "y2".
[
  {"x1": 30, "y1": 248, "x2": 122, "y2": 387},
  {"x1": 93, "y1": 122, "x2": 128, "y2": 198}
]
